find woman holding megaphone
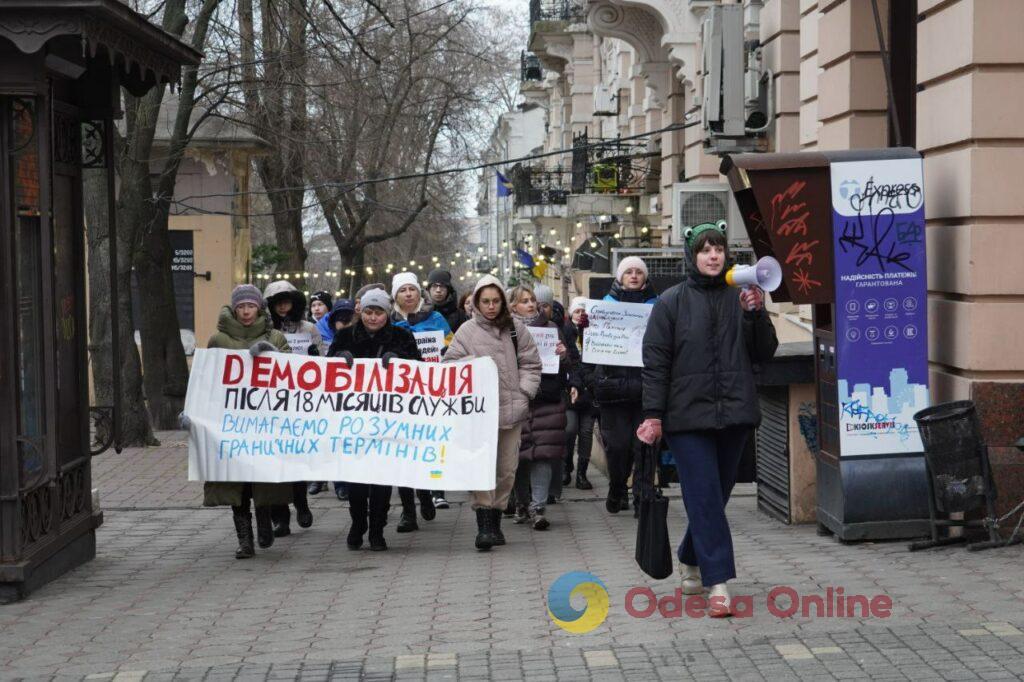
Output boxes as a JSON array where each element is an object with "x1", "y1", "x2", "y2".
[{"x1": 637, "y1": 221, "x2": 778, "y2": 617}]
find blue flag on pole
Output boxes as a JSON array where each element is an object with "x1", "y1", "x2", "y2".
[
  {"x1": 496, "y1": 171, "x2": 512, "y2": 198},
  {"x1": 515, "y1": 248, "x2": 535, "y2": 268}
]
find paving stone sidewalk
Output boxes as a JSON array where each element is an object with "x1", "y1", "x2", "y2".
[{"x1": 3, "y1": 433, "x2": 1024, "y2": 681}]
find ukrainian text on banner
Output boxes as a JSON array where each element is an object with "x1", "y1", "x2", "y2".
[
  {"x1": 830, "y1": 157, "x2": 929, "y2": 456},
  {"x1": 528, "y1": 326, "x2": 560, "y2": 374},
  {"x1": 581, "y1": 299, "x2": 652, "y2": 367},
  {"x1": 283, "y1": 332, "x2": 313, "y2": 355},
  {"x1": 413, "y1": 330, "x2": 445, "y2": 362},
  {"x1": 184, "y1": 348, "x2": 499, "y2": 489}
]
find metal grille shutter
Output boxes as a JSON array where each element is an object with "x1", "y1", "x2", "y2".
[{"x1": 756, "y1": 387, "x2": 790, "y2": 524}]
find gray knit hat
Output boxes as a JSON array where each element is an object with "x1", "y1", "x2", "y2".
[
  {"x1": 231, "y1": 284, "x2": 264, "y2": 310},
  {"x1": 360, "y1": 288, "x2": 392, "y2": 311},
  {"x1": 355, "y1": 282, "x2": 386, "y2": 303}
]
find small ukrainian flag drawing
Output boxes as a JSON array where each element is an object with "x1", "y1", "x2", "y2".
[{"x1": 429, "y1": 471, "x2": 443, "y2": 479}]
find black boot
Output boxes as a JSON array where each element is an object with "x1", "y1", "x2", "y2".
[
  {"x1": 294, "y1": 483, "x2": 313, "y2": 528},
  {"x1": 562, "y1": 469, "x2": 572, "y2": 486},
  {"x1": 368, "y1": 527, "x2": 388, "y2": 551},
  {"x1": 271, "y1": 504, "x2": 291, "y2": 537},
  {"x1": 396, "y1": 510, "x2": 418, "y2": 533},
  {"x1": 475, "y1": 508, "x2": 495, "y2": 551},
  {"x1": 417, "y1": 489, "x2": 436, "y2": 521},
  {"x1": 490, "y1": 509, "x2": 505, "y2": 546},
  {"x1": 254, "y1": 506, "x2": 274, "y2": 549},
  {"x1": 575, "y1": 460, "x2": 593, "y2": 490},
  {"x1": 347, "y1": 516, "x2": 367, "y2": 550},
  {"x1": 232, "y1": 506, "x2": 255, "y2": 559}
]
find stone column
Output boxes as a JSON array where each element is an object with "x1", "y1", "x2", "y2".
[
  {"x1": 815, "y1": 0, "x2": 889, "y2": 150},
  {"x1": 761, "y1": 0, "x2": 801, "y2": 151},
  {"x1": 917, "y1": 0, "x2": 1024, "y2": 423}
]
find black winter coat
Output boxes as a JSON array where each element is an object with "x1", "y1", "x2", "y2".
[
  {"x1": 641, "y1": 273, "x2": 778, "y2": 432},
  {"x1": 563, "y1": 322, "x2": 597, "y2": 414},
  {"x1": 328, "y1": 319, "x2": 423, "y2": 362},
  {"x1": 591, "y1": 281, "x2": 657, "y2": 405}
]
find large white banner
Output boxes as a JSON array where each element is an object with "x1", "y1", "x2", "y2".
[
  {"x1": 528, "y1": 326, "x2": 560, "y2": 374},
  {"x1": 185, "y1": 348, "x2": 499, "y2": 490},
  {"x1": 581, "y1": 299, "x2": 652, "y2": 367}
]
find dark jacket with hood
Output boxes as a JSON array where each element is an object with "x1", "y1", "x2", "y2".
[
  {"x1": 264, "y1": 280, "x2": 324, "y2": 355},
  {"x1": 641, "y1": 266, "x2": 778, "y2": 432},
  {"x1": 563, "y1": 322, "x2": 597, "y2": 414},
  {"x1": 518, "y1": 313, "x2": 569, "y2": 462},
  {"x1": 590, "y1": 280, "x2": 658, "y2": 405},
  {"x1": 328, "y1": 317, "x2": 422, "y2": 362}
]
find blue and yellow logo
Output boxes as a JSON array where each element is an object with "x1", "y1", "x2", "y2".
[{"x1": 547, "y1": 571, "x2": 609, "y2": 634}]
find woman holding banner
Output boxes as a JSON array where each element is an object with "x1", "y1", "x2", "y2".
[
  {"x1": 592, "y1": 257, "x2": 657, "y2": 516},
  {"x1": 328, "y1": 288, "x2": 423, "y2": 551},
  {"x1": 204, "y1": 284, "x2": 292, "y2": 559},
  {"x1": 444, "y1": 275, "x2": 542, "y2": 550},
  {"x1": 637, "y1": 223, "x2": 778, "y2": 617},
  {"x1": 264, "y1": 280, "x2": 323, "y2": 538},
  {"x1": 389, "y1": 272, "x2": 453, "y2": 531},
  {"x1": 508, "y1": 286, "x2": 571, "y2": 530}
]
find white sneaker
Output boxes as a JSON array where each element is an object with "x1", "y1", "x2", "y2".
[
  {"x1": 678, "y1": 562, "x2": 703, "y2": 595},
  {"x1": 708, "y1": 582, "x2": 732, "y2": 618},
  {"x1": 433, "y1": 496, "x2": 450, "y2": 510}
]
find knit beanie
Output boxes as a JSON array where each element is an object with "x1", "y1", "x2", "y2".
[
  {"x1": 533, "y1": 284, "x2": 554, "y2": 306},
  {"x1": 427, "y1": 269, "x2": 453, "y2": 289},
  {"x1": 310, "y1": 290, "x2": 332, "y2": 309},
  {"x1": 355, "y1": 282, "x2": 385, "y2": 303},
  {"x1": 616, "y1": 256, "x2": 649, "y2": 282},
  {"x1": 231, "y1": 284, "x2": 264, "y2": 311},
  {"x1": 569, "y1": 296, "x2": 587, "y2": 315},
  {"x1": 391, "y1": 271, "x2": 422, "y2": 299},
  {"x1": 360, "y1": 288, "x2": 392, "y2": 312}
]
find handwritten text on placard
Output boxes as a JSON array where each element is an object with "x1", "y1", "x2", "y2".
[{"x1": 581, "y1": 300, "x2": 652, "y2": 367}]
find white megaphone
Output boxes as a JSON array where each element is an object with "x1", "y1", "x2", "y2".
[{"x1": 725, "y1": 256, "x2": 783, "y2": 293}]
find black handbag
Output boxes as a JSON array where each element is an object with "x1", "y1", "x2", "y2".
[{"x1": 634, "y1": 442, "x2": 673, "y2": 580}]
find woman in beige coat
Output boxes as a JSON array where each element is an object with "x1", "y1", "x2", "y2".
[{"x1": 444, "y1": 274, "x2": 542, "y2": 550}]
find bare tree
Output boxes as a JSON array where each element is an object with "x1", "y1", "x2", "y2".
[{"x1": 303, "y1": 0, "x2": 521, "y2": 291}]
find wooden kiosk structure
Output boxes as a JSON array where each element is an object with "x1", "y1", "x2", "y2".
[{"x1": 0, "y1": 0, "x2": 199, "y2": 601}]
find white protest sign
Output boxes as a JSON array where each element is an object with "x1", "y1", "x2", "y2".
[
  {"x1": 184, "y1": 348, "x2": 499, "y2": 490},
  {"x1": 283, "y1": 332, "x2": 313, "y2": 355},
  {"x1": 413, "y1": 330, "x2": 446, "y2": 362},
  {"x1": 528, "y1": 326, "x2": 560, "y2": 374},
  {"x1": 582, "y1": 299, "x2": 652, "y2": 367}
]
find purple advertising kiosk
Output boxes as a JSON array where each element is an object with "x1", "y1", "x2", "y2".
[{"x1": 721, "y1": 148, "x2": 931, "y2": 541}]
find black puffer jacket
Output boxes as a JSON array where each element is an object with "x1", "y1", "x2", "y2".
[
  {"x1": 328, "y1": 318, "x2": 422, "y2": 362},
  {"x1": 520, "y1": 317, "x2": 570, "y2": 462},
  {"x1": 641, "y1": 271, "x2": 778, "y2": 432},
  {"x1": 591, "y1": 281, "x2": 657, "y2": 405}
]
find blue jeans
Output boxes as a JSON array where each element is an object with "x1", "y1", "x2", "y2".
[{"x1": 666, "y1": 427, "x2": 751, "y2": 587}]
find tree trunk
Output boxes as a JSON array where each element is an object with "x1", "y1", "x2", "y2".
[
  {"x1": 83, "y1": 169, "x2": 157, "y2": 447},
  {"x1": 135, "y1": 211, "x2": 189, "y2": 429}
]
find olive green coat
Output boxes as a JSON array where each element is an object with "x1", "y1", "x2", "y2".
[{"x1": 202, "y1": 306, "x2": 293, "y2": 508}]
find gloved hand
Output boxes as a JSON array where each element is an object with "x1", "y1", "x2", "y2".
[
  {"x1": 307, "y1": 344, "x2": 320, "y2": 356},
  {"x1": 381, "y1": 352, "x2": 398, "y2": 368},
  {"x1": 249, "y1": 341, "x2": 277, "y2": 357},
  {"x1": 333, "y1": 350, "x2": 354, "y2": 368},
  {"x1": 178, "y1": 412, "x2": 192, "y2": 430},
  {"x1": 636, "y1": 418, "x2": 663, "y2": 445}
]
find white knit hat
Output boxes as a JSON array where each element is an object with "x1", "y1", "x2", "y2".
[
  {"x1": 391, "y1": 271, "x2": 421, "y2": 299},
  {"x1": 616, "y1": 255, "x2": 649, "y2": 282},
  {"x1": 568, "y1": 296, "x2": 587, "y2": 315}
]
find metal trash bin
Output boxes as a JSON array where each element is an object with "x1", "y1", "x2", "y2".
[
  {"x1": 909, "y1": 400, "x2": 1004, "y2": 551},
  {"x1": 913, "y1": 401, "x2": 989, "y2": 514}
]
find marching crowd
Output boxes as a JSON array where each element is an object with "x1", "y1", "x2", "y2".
[{"x1": 200, "y1": 222, "x2": 778, "y2": 617}]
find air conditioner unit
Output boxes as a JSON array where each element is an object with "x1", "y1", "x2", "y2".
[
  {"x1": 593, "y1": 84, "x2": 617, "y2": 116},
  {"x1": 700, "y1": 5, "x2": 772, "y2": 155},
  {"x1": 672, "y1": 182, "x2": 747, "y2": 247}
]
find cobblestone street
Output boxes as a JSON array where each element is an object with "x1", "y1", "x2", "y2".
[{"x1": 3, "y1": 432, "x2": 1024, "y2": 681}]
